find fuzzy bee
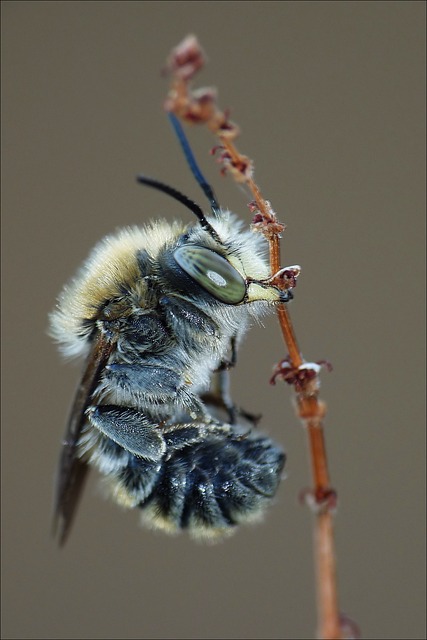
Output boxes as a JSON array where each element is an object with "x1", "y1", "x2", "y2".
[{"x1": 50, "y1": 114, "x2": 291, "y2": 545}]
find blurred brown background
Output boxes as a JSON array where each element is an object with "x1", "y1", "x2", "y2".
[{"x1": 2, "y1": 2, "x2": 425, "y2": 639}]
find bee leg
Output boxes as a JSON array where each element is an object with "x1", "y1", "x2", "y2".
[
  {"x1": 203, "y1": 337, "x2": 260, "y2": 426},
  {"x1": 105, "y1": 361, "x2": 220, "y2": 425},
  {"x1": 202, "y1": 371, "x2": 261, "y2": 426},
  {"x1": 87, "y1": 405, "x2": 166, "y2": 460},
  {"x1": 211, "y1": 368, "x2": 237, "y2": 424},
  {"x1": 162, "y1": 420, "x2": 231, "y2": 456},
  {"x1": 105, "y1": 363, "x2": 182, "y2": 400},
  {"x1": 199, "y1": 335, "x2": 236, "y2": 423},
  {"x1": 216, "y1": 335, "x2": 237, "y2": 371},
  {"x1": 86, "y1": 400, "x2": 222, "y2": 462}
]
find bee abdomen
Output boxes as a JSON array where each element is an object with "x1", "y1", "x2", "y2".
[{"x1": 139, "y1": 432, "x2": 285, "y2": 540}]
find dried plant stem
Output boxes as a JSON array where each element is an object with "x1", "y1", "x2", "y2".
[
  {"x1": 268, "y1": 208, "x2": 341, "y2": 640},
  {"x1": 315, "y1": 510, "x2": 341, "y2": 639},
  {"x1": 164, "y1": 35, "x2": 344, "y2": 639}
]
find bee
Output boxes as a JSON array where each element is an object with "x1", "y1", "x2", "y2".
[{"x1": 50, "y1": 114, "x2": 291, "y2": 545}]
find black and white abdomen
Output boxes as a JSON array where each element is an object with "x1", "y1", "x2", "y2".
[
  {"x1": 78, "y1": 417, "x2": 285, "y2": 541},
  {"x1": 144, "y1": 427, "x2": 285, "y2": 539}
]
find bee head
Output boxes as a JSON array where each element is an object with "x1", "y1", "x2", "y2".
[{"x1": 137, "y1": 114, "x2": 287, "y2": 307}]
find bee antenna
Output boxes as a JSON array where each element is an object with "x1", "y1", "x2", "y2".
[
  {"x1": 136, "y1": 175, "x2": 222, "y2": 243},
  {"x1": 167, "y1": 112, "x2": 221, "y2": 217}
]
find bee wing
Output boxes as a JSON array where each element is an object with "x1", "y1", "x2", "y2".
[{"x1": 53, "y1": 329, "x2": 116, "y2": 546}]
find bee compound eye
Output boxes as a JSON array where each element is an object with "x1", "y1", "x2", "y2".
[{"x1": 173, "y1": 245, "x2": 246, "y2": 304}]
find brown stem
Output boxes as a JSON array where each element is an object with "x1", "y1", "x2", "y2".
[
  {"x1": 307, "y1": 419, "x2": 330, "y2": 492},
  {"x1": 265, "y1": 232, "x2": 302, "y2": 368},
  {"x1": 315, "y1": 512, "x2": 342, "y2": 639},
  {"x1": 163, "y1": 36, "x2": 344, "y2": 639}
]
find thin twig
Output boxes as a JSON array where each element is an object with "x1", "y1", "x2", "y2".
[{"x1": 163, "y1": 35, "x2": 350, "y2": 640}]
